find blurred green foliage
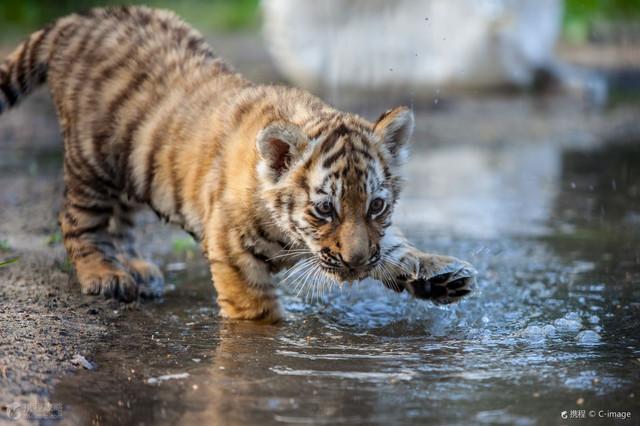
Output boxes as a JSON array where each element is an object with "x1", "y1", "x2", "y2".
[
  {"x1": 171, "y1": 235, "x2": 197, "y2": 254},
  {"x1": 47, "y1": 229, "x2": 63, "y2": 246},
  {"x1": 0, "y1": 0, "x2": 260, "y2": 36},
  {"x1": 1, "y1": 1, "x2": 639, "y2": 41},
  {"x1": 0, "y1": 239, "x2": 11, "y2": 251},
  {"x1": 564, "y1": 0, "x2": 640, "y2": 41},
  {"x1": 0, "y1": 256, "x2": 20, "y2": 267}
]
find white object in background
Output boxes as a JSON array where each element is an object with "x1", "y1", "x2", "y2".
[{"x1": 262, "y1": 0, "x2": 563, "y2": 91}]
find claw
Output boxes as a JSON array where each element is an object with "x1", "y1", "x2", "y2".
[
  {"x1": 385, "y1": 252, "x2": 476, "y2": 304},
  {"x1": 408, "y1": 258, "x2": 476, "y2": 303},
  {"x1": 428, "y1": 273, "x2": 451, "y2": 285},
  {"x1": 446, "y1": 278, "x2": 468, "y2": 290}
]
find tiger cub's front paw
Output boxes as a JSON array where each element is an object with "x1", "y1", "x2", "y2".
[
  {"x1": 217, "y1": 293, "x2": 283, "y2": 324},
  {"x1": 399, "y1": 253, "x2": 476, "y2": 305}
]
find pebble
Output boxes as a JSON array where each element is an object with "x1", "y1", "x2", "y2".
[
  {"x1": 147, "y1": 372, "x2": 190, "y2": 385},
  {"x1": 71, "y1": 354, "x2": 95, "y2": 370},
  {"x1": 166, "y1": 262, "x2": 187, "y2": 272}
]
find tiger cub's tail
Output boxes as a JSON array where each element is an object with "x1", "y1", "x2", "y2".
[{"x1": 0, "y1": 23, "x2": 59, "y2": 114}]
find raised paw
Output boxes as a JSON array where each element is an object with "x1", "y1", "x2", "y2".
[
  {"x1": 122, "y1": 257, "x2": 165, "y2": 298},
  {"x1": 76, "y1": 258, "x2": 139, "y2": 302},
  {"x1": 398, "y1": 254, "x2": 476, "y2": 305}
]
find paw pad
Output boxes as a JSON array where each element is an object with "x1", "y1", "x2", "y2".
[{"x1": 405, "y1": 262, "x2": 476, "y2": 304}]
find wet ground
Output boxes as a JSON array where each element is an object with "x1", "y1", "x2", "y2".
[
  {"x1": 1, "y1": 36, "x2": 640, "y2": 425},
  {"x1": 48, "y1": 130, "x2": 640, "y2": 426}
]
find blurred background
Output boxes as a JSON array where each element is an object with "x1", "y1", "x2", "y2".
[
  {"x1": 2, "y1": 0, "x2": 640, "y2": 45},
  {"x1": 1, "y1": 2, "x2": 640, "y2": 424},
  {"x1": 1, "y1": 0, "x2": 639, "y2": 100}
]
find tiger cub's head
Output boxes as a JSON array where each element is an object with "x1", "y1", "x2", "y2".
[{"x1": 257, "y1": 106, "x2": 414, "y2": 282}]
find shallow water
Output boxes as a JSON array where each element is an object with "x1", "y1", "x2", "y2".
[{"x1": 49, "y1": 127, "x2": 640, "y2": 424}]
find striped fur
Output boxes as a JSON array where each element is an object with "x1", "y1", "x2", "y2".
[{"x1": 0, "y1": 6, "x2": 475, "y2": 322}]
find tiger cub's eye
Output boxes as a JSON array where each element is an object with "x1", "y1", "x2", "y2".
[
  {"x1": 315, "y1": 201, "x2": 334, "y2": 217},
  {"x1": 369, "y1": 198, "x2": 385, "y2": 215}
]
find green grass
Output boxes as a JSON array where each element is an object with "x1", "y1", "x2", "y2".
[
  {"x1": 0, "y1": 0, "x2": 260, "y2": 35},
  {"x1": 0, "y1": 256, "x2": 19, "y2": 268},
  {"x1": 564, "y1": 0, "x2": 640, "y2": 42},
  {"x1": 0, "y1": 239, "x2": 11, "y2": 252},
  {"x1": 172, "y1": 235, "x2": 198, "y2": 254},
  {"x1": 55, "y1": 257, "x2": 73, "y2": 273},
  {"x1": 166, "y1": 0, "x2": 260, "y2": 32},
  {"x1": 47, "y1": 229, "x2": 63, "y2": 246},
  {"x1": 0, "y1": 240, "x2": 17, "y2": 267}
]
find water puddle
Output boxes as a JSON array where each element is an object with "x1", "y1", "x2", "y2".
[{"x1": 51, "y1": 137, "x2": 640, "y2": 424}]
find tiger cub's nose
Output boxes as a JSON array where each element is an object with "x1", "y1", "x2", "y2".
[{"x1": 342, "y1": 251, "x2": 368, "y2": 271}]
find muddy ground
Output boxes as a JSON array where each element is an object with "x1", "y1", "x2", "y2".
[{"x1": 1, "y1": 32, "x2": 640, "y2": 423}]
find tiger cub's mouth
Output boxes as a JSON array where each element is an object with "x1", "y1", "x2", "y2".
[{"x1": 320, "y1": 262, "x2": 377, "y2": 283}]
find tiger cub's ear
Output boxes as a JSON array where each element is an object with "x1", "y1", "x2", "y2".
[
  {"x1": 373, "y1": 106, "x2": 415, "y2": 167},
  {"x1": 256, "y1": 122, "x2": 309, "y2": 182}
]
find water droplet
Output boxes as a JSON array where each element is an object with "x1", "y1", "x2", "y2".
[
  {"x1": 577, "y1": 330, "x2": 601, "y2": 345},
  {"x1": 554, "y1": 318, "x2": 582, "y2": 332},
  {"x1": 564, "y1": 312, "x2": 580, "y2": 321}
]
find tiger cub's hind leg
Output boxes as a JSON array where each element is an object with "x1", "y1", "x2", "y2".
[
  {"x1": 60, "y1": 183, "x2": 139, "y2": 301},
  {"x1": 111, "y1": 199, "x2": 164, "y2": 297}
]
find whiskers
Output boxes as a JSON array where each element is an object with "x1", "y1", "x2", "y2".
[
  {"x1": 277, "y1": 250, "x2": 413, "y2": 304},
  {"x1": 371, "y1": 252, "x2": 412, "y2": 293},
  {"x1": 279, "y1": 256, "x2": 339, "y2": 304},
  {"x1": 267, "y1": 248, "x2": 312, "y2": 262}
]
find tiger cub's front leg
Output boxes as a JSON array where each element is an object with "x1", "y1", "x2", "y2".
[
  {"x1": 209, "y1": 261, "x2": 281, "y2": 323},
  {"x1": 374, "y1": 230, "x2": 476, "y2": 305},
  {"x1": 206, "y1": 214, "x2": 282, "y2": 323}
]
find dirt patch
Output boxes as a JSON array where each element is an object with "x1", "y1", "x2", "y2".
[{"x1": 0, "y1": 142, "x2": 116, "y2": 420}]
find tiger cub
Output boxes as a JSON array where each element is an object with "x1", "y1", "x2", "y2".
[{"x1": 0, "y1": 6, "x2": 475, "y2": 322}]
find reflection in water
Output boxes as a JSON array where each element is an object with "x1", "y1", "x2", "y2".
[
  {"x1": 398, "y1": 142, "x2": 561, "y2": 239},
  {"x1": 53, "y1": 139, "x2": 640, "y2": 425}
]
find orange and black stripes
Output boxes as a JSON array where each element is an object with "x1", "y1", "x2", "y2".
[
  {"x1": 0, "y1": 6, "x2": 429, "y2": 320},
  {"x1": 0, "y1": 24, "x2": 53, "y2": 112}
]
